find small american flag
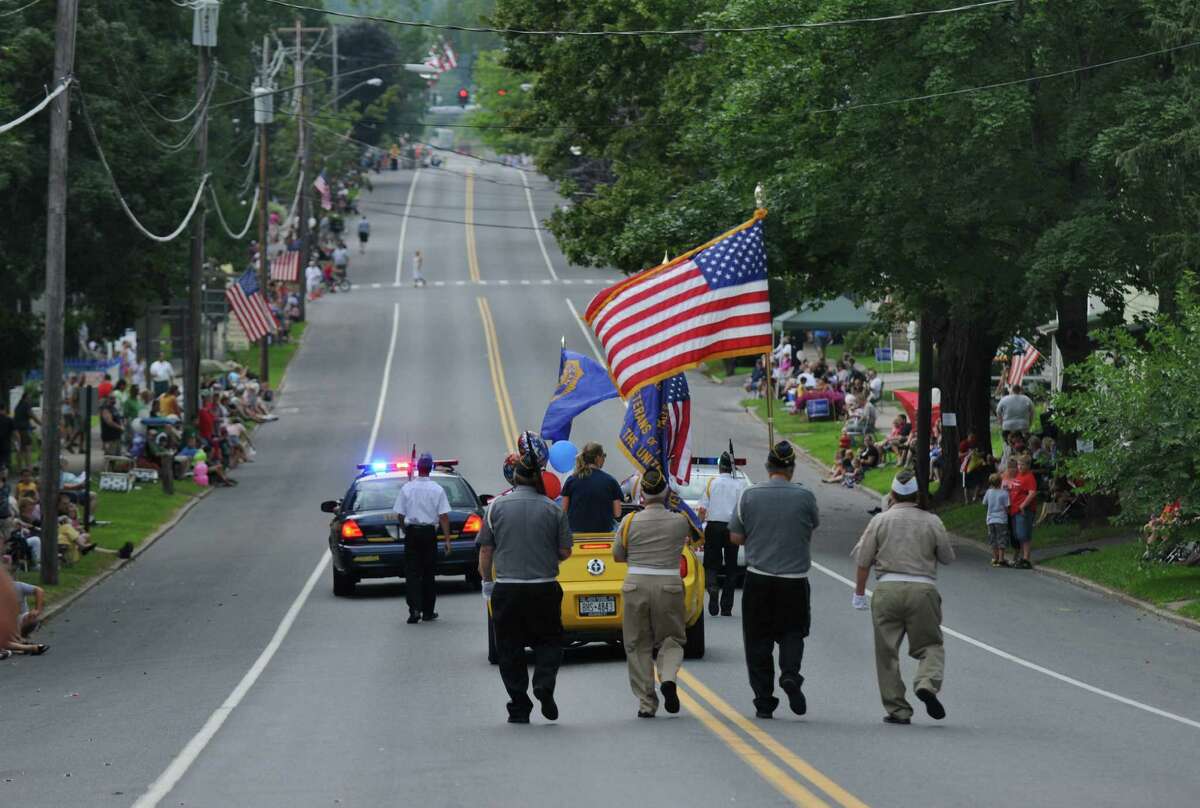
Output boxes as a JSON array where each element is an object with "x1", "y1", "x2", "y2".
[
  {"x1": 270, "y1": 249, "x2": 300, "y2": 283},
  {"x1": 585, "y1": 215, "x2": 772, "y2": 399},
  {"x1": 1007, "y1": 337, "x2": 1042, "y2": 386},
  {"x1": 441, "y1": 39, "x2": 458, "y2": 69},
  {"x1": 226, "y1": 269, "x2": 278, "y2": 344},
  {"x1": 313, "y1": 172, "x2": 332, "y2": 211},
  {"x1": 663, "y1": 374, "x2": 693, "y2": 485}
]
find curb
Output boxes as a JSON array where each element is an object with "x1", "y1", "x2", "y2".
[
  {"x1": 737, "y1": 395, "x2": 1200, "y2": 633},
  {"x1": 40, "y1": 484, "x2": 216, "y2": 626}
]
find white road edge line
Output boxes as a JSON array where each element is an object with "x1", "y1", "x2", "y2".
[
  {"x1": 564, "y1": 297, "x2": 604, "y2": 363},
  {"x1": 520, "y1": 169, "x2": 559, "y2": 281},
  {"x1": 394, "y1": 169, "x2": 422, "y2": 286},
  {"x1": 809, "y1": 561, "x2": 1200, "y2": 731},
  {"x1": 131, "y1": 303, "x2": 403, "y2": 808}
]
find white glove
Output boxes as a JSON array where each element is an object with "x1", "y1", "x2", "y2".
[
  {"x1": 481, "y1": 580, "x2": 495, "y2": 602},
  {"x1": 852, "y1": 593, "x2": 870, "y2": 611}
]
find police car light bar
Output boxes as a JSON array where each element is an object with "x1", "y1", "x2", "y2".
[
  {"x1": 691, "y1": 456, "x2": 747, "y2": 466},
  {"x1": 358, "y1": 462, "x2": 410, "y2": 474}
]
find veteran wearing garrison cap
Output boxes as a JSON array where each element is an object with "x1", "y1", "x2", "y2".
[{"x1": 729, "y1": 441, "x2": 820, "y2": 719}]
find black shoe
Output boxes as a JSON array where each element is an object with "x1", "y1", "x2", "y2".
[
  {"x1": 533, "y1": 687, "x2": 558, "y2": 721},
  {"x1": 661, "y1": 681, "x2": 680, "y2": 714},
  {"x1": 637, "y1": 710, "x2": 655, "y2": 718},
  {"x1": 507, "y1": 714, "x2": 530, "y2": 724},
  {"x1": 883, "y1": 715, "x2": 911, "y2": 725},
  {"x1": 1014, "y1": 559, "x2": 1033, "y2": 570},
  {"x1": 780, "y1": 677, "x2": 806, "y2": 716},
  {"x1": 118, "y1": 541, "x2": 134, "y2": 559},
  {"x1": 406, "y1": 613, "x2": 420, "y2": 624},
  {"x1": 720, "y1": 609, "x2": 733, "y2": 617},
  {"x1": 916, "y1": 688, "x2": 946, "y2": 720},
  {"x1": 707, "y1": 594, "x2": 719, "y2": 616},
  {"x1": 867, "y1": 507, "x2": 883, "y2": 515},
  {"x1": 755, "y1": 709, "x2": 774, "y2": 719},
  {"x1": 422, "y1": 612, "x2": 439, "y2": 621}
]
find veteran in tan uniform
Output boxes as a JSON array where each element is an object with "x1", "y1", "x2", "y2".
[{"x1": 613, "y1": 468, "x2": 693, "y2": 718}]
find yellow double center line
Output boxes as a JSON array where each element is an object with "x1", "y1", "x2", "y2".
[
  {"x1": 677, "y1": 669, "x2": 869, "y2": 807},
  {"x1": 477, "y1": 297, "x2": 518, "y2": 452},
  {"x1": 465, "y1": 171, "x2": 481, "y2": 283}
]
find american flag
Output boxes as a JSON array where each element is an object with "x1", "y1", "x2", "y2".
[
  {"x1": 585, "y1": 215, "x2": 772, "y2": 399},
  {"x1": 441, "y1": 39, "x2": 458, "y2": 69},
  {"x1": 226, "y1": 269, "x2": 278, "y2": 344},
  {"x1": 663, "y1": 374, "x2": 693, "y2": 485},
  {"x1": 270, "y1": 249, "x2": 300, "y2": 283},
  {"x1": 1007, "y1": 337, "x2": 1042, "y2": 386},
  {"x1": 424, "y1": 49, "x2": 444, "y2": 74},
  {"x1": 313, "y1": 172, "x2": 332, "y2": 211}
]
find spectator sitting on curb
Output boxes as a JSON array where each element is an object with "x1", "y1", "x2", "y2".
[
  {"x1": 2, "y1": 575, "x2": 48, "y2": 657},
  {"x1": 823, "y1": 449, "x2": 854, "y2": 484},
  {"x1": 16, "y1": 467, "x2": 38, "y2": 503}
]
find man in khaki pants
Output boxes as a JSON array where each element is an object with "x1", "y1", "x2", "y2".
[
  {"x1": 613, "y1": 468, "x2": 694, "y2": 718},
  {"x1": 853, "y1": 471, "x2": 955, "y2": 725}
]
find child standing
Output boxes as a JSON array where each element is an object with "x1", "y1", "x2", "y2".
[{"x1": 982, "y1": 473, "x2": 1011, "y2": 567}]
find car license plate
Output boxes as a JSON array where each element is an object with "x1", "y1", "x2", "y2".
[{"x1": 578, "y1": 595, "x2": 617, "y2": 617}]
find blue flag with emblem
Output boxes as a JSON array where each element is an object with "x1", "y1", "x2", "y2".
[
  {"x1": 540, "y1": 348, "x2": 620, "y2": 442},
  {"x1": 617, "y1": 377, "x2": 703, "y2": 534}
]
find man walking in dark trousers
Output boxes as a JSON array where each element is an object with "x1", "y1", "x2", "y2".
[
  {"x1": 477, "y1": 451, "x2": 573, "y2": 724},
  {"x1": 393, "y1": 453, "x2": 452, "y2": 624},
  {"x1": 729, "y1": 441, "x2": 820, "y2": 719},
  {"x1": 698, "y1": 452, "x2": 749, "y2": 617}
]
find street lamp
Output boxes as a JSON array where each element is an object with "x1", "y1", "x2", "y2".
[{"x1": 318, "y1": 77, "x2": 383, "y2": 113}]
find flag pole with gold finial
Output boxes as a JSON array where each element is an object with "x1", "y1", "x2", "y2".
[{"x1": 756, "y1": 182, "x2": 775, "y2": 448}]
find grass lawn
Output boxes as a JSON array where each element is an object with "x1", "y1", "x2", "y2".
[
  {"x1": 827, "y1": 342, "x2": 919, "y2": 374},
  {"x1": 1043, "y1": 541, "x2": 1200, "y2": 619},
  {"x1": 742, "y1": 398, "x2": 893, "y2": 496},
  {"x1": 230, "y1": 321, "x2": 307, "y2": 387},
  {"x1": 935, "y1": 502, "x2": 1130, "y2": 549},
  {"x1": 701, "y1": 358, "x2": 758, "y2": 381},
  {"x1": 15, "y1": 480, "x2": 204, "y2": 608}
]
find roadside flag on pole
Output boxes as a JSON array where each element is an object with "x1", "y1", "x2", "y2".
[
  {"x1": 539, "y1": 347, "x2": 619, "y2": 442},
  {"x1": 269, "y1": 249, "x2": 301, "y2": 283},
  {"x1": 584, "y1": 212, "x2": 773, "y2": 399},
  {"x1": 225, "y1": 269, "x2": 278, "y2": 344},
  {"x1": 1006, "y1": 337, "x2": 1042, "y2": 386},
  {"x1": 313, "y1": 172, "x2": 332, "y2": 211}
]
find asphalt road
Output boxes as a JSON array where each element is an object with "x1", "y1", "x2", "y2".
[{"x1": 3, "y1": 159, "x2": 1199, "y2": 808}]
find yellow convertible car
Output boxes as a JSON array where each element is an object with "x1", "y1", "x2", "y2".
[{"x1": 486, "y1": 530, "x2": 706, "y2": 662}]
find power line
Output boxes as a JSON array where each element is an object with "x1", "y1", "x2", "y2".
[
  {"x1": 261, "y1": 0, "x2": 1015, "y2": 37},
  {"x1": 0, "y1": 0, "x2": 43, "y2": 18},
  {"x1": 0, "y1": 78, "x2": 71, "y2": 135},
  {"x1": 209, "y1": 184, "x2": 260, "y2": 240},
  {"x1": 76, "y1": 88, "x2": 210, "y2": 243}
]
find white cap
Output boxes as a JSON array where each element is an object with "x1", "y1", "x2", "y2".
[{"x1": 891, "y1": 475, "x2": 919, "y2": 497}]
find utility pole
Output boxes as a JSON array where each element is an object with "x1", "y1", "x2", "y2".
[
  {"x1": 185, "y1": 2, "x2": 217, "y2": 426},
  {"x1": 39, "y1": 0, "x2": 79, "y2": 586},
  {"x1": 279, "y1": 22, "x2": 326, "y2": 323},
  {"x1": 331, "y1": 24, "x2": 339, "y2": 111},
  {"x1": 256, "y1": 35, "x2": 272, "y2": 382}
]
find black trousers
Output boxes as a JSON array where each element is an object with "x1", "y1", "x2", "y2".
[
  {"x1": 403, "y1": 525, "x2": 438, "y2": 616},
  {"x1": 741, "y1": 572, "x2": 811, "y2": 712},
  {"x1": 703, "y1": 521, "x2": 738, "y2": 612},
  {"x1": 491, "y1": 582, "x2": 564, "y2": 716}
]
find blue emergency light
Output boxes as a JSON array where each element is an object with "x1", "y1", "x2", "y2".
[{"x1": 691, "y1": 456, "x2": 746, "y2": 466}]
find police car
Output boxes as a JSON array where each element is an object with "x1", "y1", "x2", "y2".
[
  {"x1": 675, "y1": 455, "x2": 752, "y2": 578},
  {"x1": 321, "y1": 460, "x2": 489, "y2": 597}
]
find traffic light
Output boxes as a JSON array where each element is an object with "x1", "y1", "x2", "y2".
[{"x1": 457, "y1": 88, "x2": 469, "y2": 107}]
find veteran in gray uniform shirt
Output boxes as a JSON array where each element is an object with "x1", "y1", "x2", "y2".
[
  {"x1": 477, "y1": 452, "x2": 573, "y2": 724},
  {"x1": 729, "y1": 441, "x2": 820, "y2": 719}
]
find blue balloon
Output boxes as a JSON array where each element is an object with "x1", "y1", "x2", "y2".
[{"x1": 548, "y1": 440, "x2": 578, "y2": 473}]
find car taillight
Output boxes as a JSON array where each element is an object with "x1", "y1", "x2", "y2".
[
  {"x1": 579, "y1": 542, "x2": 612, "y2": 550},
  {"x1": 679, "y1": 554, "x2": 688, "y2": 579},
  {"x1": 341, "y1": 519, "x2": 364, "y2": 540},
  {"x1": 462, "y1": 513, "x2": 483, "y2": 534}
]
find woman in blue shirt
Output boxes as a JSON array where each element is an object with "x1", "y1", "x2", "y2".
[{"x1": 560, "y1": 442, "x2": 623, "y2": 533}]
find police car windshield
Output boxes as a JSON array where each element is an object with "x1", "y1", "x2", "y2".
[{"x1": 350, "y1": 477, "x2": 475, "y2": 512}]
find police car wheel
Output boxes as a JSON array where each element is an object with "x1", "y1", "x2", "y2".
[
  {"x1": 486, "y1": 614, "x2": 498, "y2": 664},
  {"x1": 332, "y1": 567, "x2": 357, "y2": 597},
  {"x1": 683, "y1": 611, "x2": 706, "y2": 659}
]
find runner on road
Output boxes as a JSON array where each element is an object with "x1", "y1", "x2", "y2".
[
  {"x1": 412, "y1": 249, "x2": 426, "y2": 287},
  {"x1": 357, "y1": 215, "x2": 370, "y2": 254}
]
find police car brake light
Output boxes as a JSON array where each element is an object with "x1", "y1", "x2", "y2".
[
  {"x1": 341, "y1": 519, "x2": 364, "y2": 540},
  {"x1": 691, "y1": 456, "x2": 746, "y2": 466},
  {"x1": 462, "y1": 513, "x2": 482, "y2": 534}
]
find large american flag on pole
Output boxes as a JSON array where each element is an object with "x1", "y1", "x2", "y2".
[
  {"x1": 585, "y1": 214, "x2": 773, "y2": 399},
  {"x1": 270, "y1": 249, "x2": 301, "y2": 283},
  {"x1": 1007, "y1": 337, "x2": 1042, "y2": 386},
  {"x1": 226, "y1": 269, "x2": 278, "y2": 344}
]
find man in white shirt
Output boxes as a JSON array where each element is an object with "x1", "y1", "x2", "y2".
[
  {"x1": 697, "y1": 453, "x2": 750, "y2": 617},
  {"x1": 305, "y1": 259, "x2": 323, "y2": 297},
  {"x1": 393, "y1": 453, "x2": 452, "y2": 624},
  {"x1": 149, "y1": 353, "x2": 174, "y2": 397},
  {"x1": 868, "y1": 369, "x2": 883, "y2": 403}
]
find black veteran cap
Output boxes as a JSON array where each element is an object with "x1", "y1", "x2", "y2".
[
  {"x1": 641, "y1": 467, "x2": 668, "y2": 496},
  {"x1": 767, "y1": 441, "x2": 797, "y2": 469}
]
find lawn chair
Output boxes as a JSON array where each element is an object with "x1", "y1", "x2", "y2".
[{"x1": 806, "y1": 398, "x2": 832, "y2": 421}]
